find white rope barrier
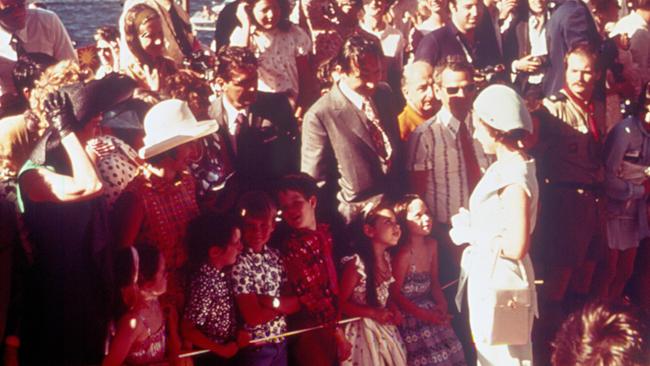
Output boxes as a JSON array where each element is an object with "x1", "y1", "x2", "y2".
[{"x1": 177, "y1": 277, "x2": 543, "y2": 359}]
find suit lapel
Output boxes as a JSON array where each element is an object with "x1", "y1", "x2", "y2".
[
  {"x1": 517, "y1": 20, "x2": 530, "y2": 58},
  {"x1": 330, "y1": 84, "x2": 380, "y2": 156}
]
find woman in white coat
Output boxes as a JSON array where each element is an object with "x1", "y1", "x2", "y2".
[{"x1": 450, "y1": 85, "x2": 538, "y2": 366}]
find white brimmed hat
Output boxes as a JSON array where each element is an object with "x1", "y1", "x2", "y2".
[
  {"x1": 139, "y1": 99, "x2": 218, "y2": 159},
  {"x1": 473, "y1": 84, "x2": 533, "y2": 133}
]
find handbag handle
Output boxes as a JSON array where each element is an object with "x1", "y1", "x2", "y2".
[{"x1": 487, "y1": 241, "x2": 529, "y2": 287}]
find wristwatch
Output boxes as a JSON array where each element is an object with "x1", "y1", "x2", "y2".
[{"x1": 272, "y1": 297, "x2": 281, "y2": 310}]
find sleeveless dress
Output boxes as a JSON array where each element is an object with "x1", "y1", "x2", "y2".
[
  {"x1": 455, "y1": 156, "x2": 538, "y2": 366},
  {"x1": 125, "y1": 302, "x2": 167, "y2": 365},
  {"x1": 398, "y1": 264, "x2": 466, "y2": 366},
  {"x1": 341, "y1": 253, "x2": 407, "y2": 366}
]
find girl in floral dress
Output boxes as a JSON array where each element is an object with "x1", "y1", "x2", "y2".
[
  {"x1": 391, "y1": 195, "x2": 466, "y2": 366},
  {"x1": 339, "y1": 203, "x2": 407, "y2": 366}
]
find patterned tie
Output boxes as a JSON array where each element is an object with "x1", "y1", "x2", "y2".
[
  {"x1": 361, "y1": 99, "x2": 392, "y2": 161},
  {"x1": 457, "y1": 120, "x2": 481, "y2": 192}
]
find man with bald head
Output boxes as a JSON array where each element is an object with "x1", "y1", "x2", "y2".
[{"x1": 398, "y1": 61, "x2": 438, "y2": 141}]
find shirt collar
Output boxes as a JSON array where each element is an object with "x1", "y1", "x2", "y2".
[
  {"x1": 339, "y1": 80, "x2": 366, "y2": 110},
  {"x1": 200, "y1": 262, "x2": 228, "y2": 278},
  {"x1": 404, "y1": 103, "x2": 428, "y2": 122},
  {"x1": 528, "y1": 12, "x2": 548, "y2": 28},
  {"x1": 243, "y1": 245, "x2": 270, "y2": 256},
  {"x1": 221, "y1": 95, "x2": 248, "y2": 134},
  {"x1": 562, "y1": 87, "x2": 592, "y2": 113},
  {"x1": 338, "y1": 79, "x2": 366, "y2": 110},
  {"x1": 437, "y1": 106, "x2": 462, "y2": 133}
]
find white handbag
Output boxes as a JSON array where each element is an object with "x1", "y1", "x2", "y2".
[{"x1": 471, "y1": 251, "x2": 533, "y2": 346}]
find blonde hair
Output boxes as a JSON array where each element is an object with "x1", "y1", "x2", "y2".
[{"x1": 28, "y1": 60, "x2": 93, "y2": 133}]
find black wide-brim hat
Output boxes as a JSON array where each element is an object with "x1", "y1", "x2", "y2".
[
  {"x1": 63, "y1": 73, "x2": 137, "y2": 129},
  {"x1": 29, "y1": 73, "x2": 137, "y2": 165}
]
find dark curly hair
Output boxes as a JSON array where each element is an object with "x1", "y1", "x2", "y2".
[
  {"x1": 335, "y1": 33, "x2": 383, "y2": 75},
  {"x1": 186, "y1": 213, "x2": 242, "y2": 271},
  {"x1": 215, "y1": 46, "x2": 258, "y2": 82},
  {"x1": 273, "y1": 173, "x2": 320, "y2": 201},
  {"x1": 162, "y1": 69, "x2": 212, "y2": 119},
  {"x1": 12, "y1": 52, "x2": 57, "y2": 98}
]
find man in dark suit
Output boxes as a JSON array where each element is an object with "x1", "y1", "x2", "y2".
[
  {"x1": 204, "y1": 46, "x2": 299, "y2": 210},
  {"x1": 502, "y1": 0, "x2": 550, "y2": 93},
  {"x1": 542, "y1": 0, "x2": 601, "y2": 96},
  {"x1": 415, "y1": 0, "x2": 502, "y2": 71},
  {"x1": 301, "y1": 34, "x2": 402, "y2": 225}
]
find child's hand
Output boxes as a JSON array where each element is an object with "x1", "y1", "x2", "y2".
[
  {"x1": 390, "y1": 309, "x2": 404, "y2": 325},
  {"x1": 87, "y1": 138, "x2": 117, "y2": 159},
  {"x1": 141, "y1": 64, "x2": 160, "y2": 92},
  {"x1": 236, "y1": 330, "x2": 251, "y2": 348}
]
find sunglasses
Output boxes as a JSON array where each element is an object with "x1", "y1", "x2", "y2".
[
  {"x1": 444, "y1": 83, "x2": 477, "y2": 96},
  {"x1": 0, "y1": 0, "x2": 25, "y2": 15}
]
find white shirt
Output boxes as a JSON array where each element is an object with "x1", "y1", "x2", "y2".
[
  {"x1": 416, "y1": 18, "x2": 444, "y2": 36},
  {"x1": 527, "y1": 13, "x2": 548, "y2": 84},
  {"x1": 338, "y1": 79, "x2": 365, "y2": 110},
  {"x1": 406, "y1": 107, "x2": 491, "y2": 224},
  {"x1": 220, "y1": 95, "x2": 248, "y2": 153},
  {"x1": 0, "y1": 8, "x2": 77, "y2": 96},
  {"x1": 612, "y1": 12, "x2": 650, "y2": 83}
]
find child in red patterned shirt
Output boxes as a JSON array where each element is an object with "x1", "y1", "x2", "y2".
[{"x1": 274, "y1": 173, "x2": 352, "y2": 365}]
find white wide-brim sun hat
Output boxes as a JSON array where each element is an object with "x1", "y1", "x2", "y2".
[{"x1": 139, "y1": 99, "x2": 219, "y2": 159}]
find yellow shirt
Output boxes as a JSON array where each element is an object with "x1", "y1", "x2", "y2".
[{"x1": 398, "y1": 104, "x2": 427, "y2": 141}]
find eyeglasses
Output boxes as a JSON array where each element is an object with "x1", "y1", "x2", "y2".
[
  {"x1": 444, "y1": 84, "x2": 477, "y2": 96},
  {"x1": 0, "y1": 0, "x2": 25, "y2": 16}
]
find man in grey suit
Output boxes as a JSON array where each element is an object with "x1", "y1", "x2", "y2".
[{"x1": 301, "y1": 34, "x2": 402, "y2": 225}]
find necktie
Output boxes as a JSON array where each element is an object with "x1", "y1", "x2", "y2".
[
  {"x1": 234, "y1": 112, "x2": 247, "y2": 136},
  {"x1": 457, "y1": 120, "x2": 481, "y2": 193},
  {"x1": 361, "y1": 99, "x2": 392, "y2": 161},
  {"x1": 10, "y1": 33, "x2": 25, "y2": 58},
  {"x1": 233, "y1": 112, "x2": 247, "y2": 154},
  {"x1": 586, "y1": 105, "x2": 600, "y2": 143}
]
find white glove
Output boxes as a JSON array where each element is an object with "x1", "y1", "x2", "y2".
[{"x1": 449, "y1": 207, "x2": 474, "y2": 245}]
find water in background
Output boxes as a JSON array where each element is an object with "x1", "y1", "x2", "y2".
[{"x1": 43, "y1": 0, "x2": 214, "y2": 47}]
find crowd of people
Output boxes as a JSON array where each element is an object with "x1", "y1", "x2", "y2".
[{"x1": 0, "y1": 0, "x2": 649, "y2": 364}]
